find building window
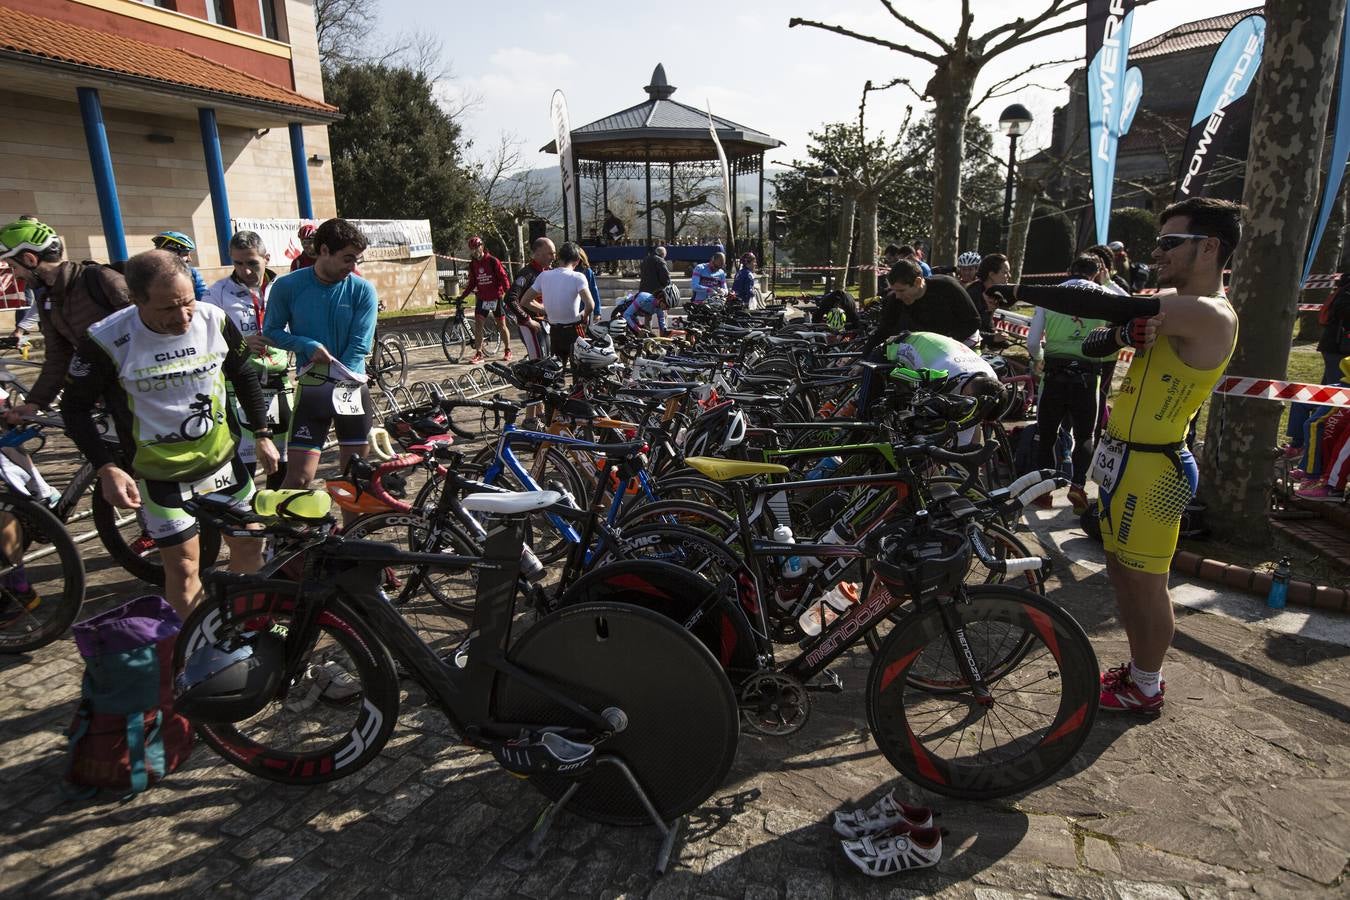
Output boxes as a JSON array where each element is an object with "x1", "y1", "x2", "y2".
[
  {"x1": 139, "y1": 0, "x2": 175, "y2": 8},
  {"x1": 203, "y1": 0, "x2": 231, "y2": 26},
  {"x1": 259, "y1": 0, "x2": 280, "y2": 40}
]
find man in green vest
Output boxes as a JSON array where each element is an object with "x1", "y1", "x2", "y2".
[{"x1": 1025, "y1": 253, "x2": 1118, "y2": 512}]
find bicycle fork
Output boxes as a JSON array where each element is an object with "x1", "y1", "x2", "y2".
[{"x1": 934, "y1": 591, "x2": 993, "y2": 706}]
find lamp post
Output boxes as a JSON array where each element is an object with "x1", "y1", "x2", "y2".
[
  {"x1": 998, "y1": 103, "x2": 1034, "y2": 247},
  {"x1": 812, "y1": 166, "x2": 841, "y2": 289}
]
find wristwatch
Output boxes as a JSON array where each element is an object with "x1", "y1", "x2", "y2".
[{"x1": 253, "y1": 428, "x2": 274, "y2": 439}]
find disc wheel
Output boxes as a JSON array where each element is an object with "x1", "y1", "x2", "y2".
[{"x1": 495, "y1": 601, "x2": 739, "y2": 825}]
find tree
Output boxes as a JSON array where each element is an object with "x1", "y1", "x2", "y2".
[
  {"x1": 790, "y1": 0, "x2": 1117, "y2": 266},
  {"x1": 1198, "y1": 0, "x2": 1347, "y2": 537},
  {"x1": 325, "y1": 63, "x2": 476, "y2": 252}
]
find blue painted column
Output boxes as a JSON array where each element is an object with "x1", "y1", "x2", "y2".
[
  {"x1": 76, "y1": 88, "x2": 128, "y2": 262},
  {"x1": 197, "y1": 107, "x2": 232, "y2": 265},
  {"x1": 288, "y1": 123, "x2": 314, "y2": 219}
]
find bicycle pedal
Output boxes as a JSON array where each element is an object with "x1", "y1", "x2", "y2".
[{"x1": 804, "y1": 669, "x2": 845, "y2": 694}]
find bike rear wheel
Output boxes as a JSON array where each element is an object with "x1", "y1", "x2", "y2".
[
  {"x1": 176, "y1": 584, "x2": 400, "y2": 785},
  {"x1": 0, "y1": 491, "x2": 85, "y2": 653},
  {"x1": 496, "y1": 601, "x2": 739, "y2": 824},
  {"x1": 866, "y1": 585, "x2": 1098, "y2": 800}
]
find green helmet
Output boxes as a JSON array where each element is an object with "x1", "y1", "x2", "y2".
[
  {"x1": 824, "y1": 306, "x2": 847, "y2": 331},
  {"x1": 0, "y1": 219, "x2": 61, "y2": 261}
]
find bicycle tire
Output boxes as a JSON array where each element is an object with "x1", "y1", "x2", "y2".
[
  {"x1": 0, "y1": 491, "x2": 86, "y2": 654},
  {"x1": 91, "y1": 489, "x2": 221, "y2": 585},
  {"x1": 374, "y1": 338, "x2": 407, "y2": 391},
  {"x1": 496, "y1": 600, "x2": 739, "y2": 825},
  {"x1": 866, "y1": 585, "x2": 1099, "y2": 800},
  {"x1": 176, "y1": 583, "x2": 400, "y2": 785},
  {"x1": 441, "y1": 316, "x2": 468, "y2": 364},
  {"x1": 616, "y1": 498, "x2": 738, "y2": 544},
  {"x1": 467, "y1": 444, "x2": 590, "y2": 565},
  {"x1": 483, "y1": 321, "x2": 502, "y2": 355}
]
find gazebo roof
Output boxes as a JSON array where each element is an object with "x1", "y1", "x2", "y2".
[{"x1": 541, "y1": 64, "x2": 783, "y2": 163}]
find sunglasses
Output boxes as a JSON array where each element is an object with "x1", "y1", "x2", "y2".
[{"x1": 1154, "y1": 233, "x2": 1213, "y2": 252}]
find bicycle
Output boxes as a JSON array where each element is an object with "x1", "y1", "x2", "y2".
[
  {"x1": 175, "y1": 487, "x2": 739, "y2": 871},
  {"x1": 367, "y1": 320, "x2": 407, "y2": 392},
  {"x1": 439, "y1": 295, "x2": 500, "y2": 364},
  {"x1": 0, "y1": 486, "x2": 86, "y2": 653}
]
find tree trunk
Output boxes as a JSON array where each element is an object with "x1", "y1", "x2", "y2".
[
  {"x1": 1198, "y1": 0, "x2": 1346, "y2": 537},
  {"x1": 927, "y1": 80, "x2": 974, "y2": 268},
  {"x1": 1007, "y1": 177, "x2": 1040, "y2": 282},
  {"x1": 858, "y1": 192, "x2": 880, "y2": 300},
  {"x1": 832, "y1": 195, "x2": 857, "y2": 292}
]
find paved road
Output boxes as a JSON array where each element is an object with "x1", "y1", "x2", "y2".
[{"x1": 2, "y1": 339, "x2": 1348, "y2": 898}]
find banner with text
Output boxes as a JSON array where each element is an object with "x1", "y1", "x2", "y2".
[
  {"x1": 1086, "y1": 0, "x2": 1138, "y2": 245},
  {"x1": 1173, "y1": 14, "x2": 1265, "y2": 202},
  {"x1": 229, "y1": 219, "x2": 433, "y2": 264},
  {"x1": 707, "y1": 104, "x2": 736, "y2": 249},
  {"x1": 551, "y1": 90, "x2": 577, "y2": 242},
  {"x1": 1305, "y1": 10, "x2": 1350, "y2": 281}
]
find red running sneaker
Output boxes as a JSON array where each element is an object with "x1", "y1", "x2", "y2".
[{"x1": 1100, "y1": 664, "x2": 1165, "y2": 714}]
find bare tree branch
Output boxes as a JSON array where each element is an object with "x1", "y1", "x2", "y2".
[
  {"x1": 788, "y1": 17, "x2": 941, "y2": 64},
  {"x1": 970, "y1": 56, "x2": 1078, "y2": 111},
  {"x1": 879, "y1": 1, "x2": 953, "y2": 54},
  {"x1": 978, "y1": 0, "x2": 1082, "y2": 50}
]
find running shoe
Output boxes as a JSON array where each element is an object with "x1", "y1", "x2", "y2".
[
  {"x1": 1067, "y1": 485, "x2": 1089, "y2": 515},
  {"x1": 1100, "y1": 667, "x2": 1165, "y2": 713},
  {"x1": 841, "y1": 823, "x2": 943, "y2": 876},
  {"x1": 1296, "y1": 481, "x2": 1341, "y2": 501},
  {"x1": 0, "y1": 585, "x2": 41, "y2": 628},
  {"x1": 470, "y1": 351, "x2": 484, "y2": 364},
  {"x1": 833, "y1": 789, "x2": 934, "y2": 839},
  {"x1": 314, "y1": 660, "x2": 361, "y2": 703},
  {"x1": 502, "y1": 348, "x2": 512, "y2": 361},
  {"x1": 130, "y1": 533, "x2": 157, "y2": 557}
]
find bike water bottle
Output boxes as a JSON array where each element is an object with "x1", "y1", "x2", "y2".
[
  {"x1": 774, "y1": 525, "x2": 804, "y2": 579},
  {"x1": 1267, "y1": 556, "x2": 1292, "y2": 610},
  {"x1": 806, "y1": 456, "x2": 843, "y2": 480},
  {"x1": 520, "y1": 546, "x2": 546, "y2": 583}
]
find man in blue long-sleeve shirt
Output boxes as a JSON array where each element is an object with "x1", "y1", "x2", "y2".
[{"x1": 263, "y1": 218, "x2": 378, "y2": 498}]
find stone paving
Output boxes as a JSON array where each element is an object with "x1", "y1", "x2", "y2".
[{"x1": 2, "y1": 340, "x2": 1349, "y2": 898}]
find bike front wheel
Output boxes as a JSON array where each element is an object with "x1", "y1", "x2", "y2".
[
  {"x1": 441, "y1": 316, "x2": 468, "y2": 363},
  {"x1": 176, "y1": 583, "x2": 400, "y2": 785},
  {"x1": 496, "y1": 601, "x2": 739, "y2": 825},
  {"x1": 0, "y1": 491, "x2": 86, "y2": 654},
  {"x1": 91, "y1": 489, "x2": 221, "y2": 585},
  {"x1": 866, "y1": 585, "x2": 1099, "y2": 800},
  {"x1": 374, "y1": 338, "x2": 407, "y2": 390}
]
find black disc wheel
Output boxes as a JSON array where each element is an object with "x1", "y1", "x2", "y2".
[
  {"x1": 496, "y1": 601, "x2": 739, "y2": 824},
  {"x1": 866, "y1": 585, "x2": 1098, "y2": 800}
]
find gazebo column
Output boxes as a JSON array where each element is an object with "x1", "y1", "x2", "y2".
[
  {"x1": 667, "y1": 162, "x2": 676, "y2": 242},
  {"x1": 601, "y1": 164, "x2": 609, "y2": 234},
  {"x1": 730, "y1": 162, "x2": 738, "y2": 249},
  {"x1": 758, "y1": 153, "x2": 765, "y2": 259},
  {"x1": 645, "y1": 149, "x2": 653, "y2": 244}
]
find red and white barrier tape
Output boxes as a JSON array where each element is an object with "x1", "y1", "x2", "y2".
[{"x1": 1214, "y1": 377, "x2": 1350, "y2": 408}]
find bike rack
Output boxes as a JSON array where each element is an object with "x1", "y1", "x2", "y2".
[
  {"x1": 522, "y1": 754, "x2": 684, "y2": 876},
  {"x1": 440, "y1": 367, "x2": 511, "y2": 402}
]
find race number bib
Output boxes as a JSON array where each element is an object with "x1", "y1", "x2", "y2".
[
  {"x1": 480, "y1": 299, "x2": 498, "y2": 315},
  {"x1": 192, "y1": 459, "x2": 236, "y2": 496},
  {"x1": 333, "y1": 381, "x2": 364, "y2": 416},
  {"x1": 1087, "y1": 435, "x2": 1126, "y2": 494},
  {"x1": 262, "y1": 389, "x2": 280, "y2": 424}
]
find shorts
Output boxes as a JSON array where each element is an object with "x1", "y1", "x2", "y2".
[
  {"x1": 517, "y1": 319, "x2": 549, "y2": 360},
  {"x1": 139, "y1": 455, "x2": 254, "y2": 548},
  {"x1": 475, "y1": 297, "x2": 506, "y2": 318},
  {"x1": 549, "y1": 320, "x2": 584, "y2": 367},
  {"x1": 1098, "y1": 445, "x2": 1199, "y2": 574},
  {"x1": 289, "y1": 371, "x2": 373, "y2": 453}
]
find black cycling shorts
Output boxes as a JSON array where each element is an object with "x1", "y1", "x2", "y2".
[{"x1": 288, "y1": 371, "x2": 373, "y2": 453}]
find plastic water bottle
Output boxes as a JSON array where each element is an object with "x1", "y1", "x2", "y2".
[
  {"x1": 798, "y1": 521, "x2": 854, "y2": 571},
  {"x1": 774, "y1": 525, "x2": 804, "y2": 579},
  {"x1": 805, "y1": 456, "x2": 843, "y2": 480},
  {"x1": 797, "y1": 582, "x2": 861, "y2": 636},
  {"x1": 1267, "y1": 556, "x2": 1292, "y2": 610}
]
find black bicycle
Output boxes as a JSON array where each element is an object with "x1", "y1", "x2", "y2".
[
  {"x1": 440, "y1": 296, "x2": 501, "y2": 363},
  {"x1": 0, "y1": 487, "x2": 85, "y2": 653},
  {"x1": 174, "y1": 487, "x2": 739, "y2": 870}
]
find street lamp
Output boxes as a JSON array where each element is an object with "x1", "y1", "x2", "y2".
[
  {"x1": 998, "y1": 103, "x2": 1034, "y2": 246},
  {"x1": 812, "y1": 166, "x2": 841, "y2": 288}
]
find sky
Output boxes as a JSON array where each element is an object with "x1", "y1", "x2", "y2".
[{"x1": 386, "y1": 0, "x2": 1257, "y2": 174}]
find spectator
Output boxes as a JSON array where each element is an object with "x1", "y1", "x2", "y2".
[
  {"x1": 1286, "y1": 273, "x2": 1350, "y2": 459},
  {"x1": 732, "y1": 252, "x2": 758, "y2": 305},
  {"x1": 151, "y1": 231, "x2": 207, "y2": 300},
  {"x1": 1108, "y1": 240, "x2": 1148, "y2": 292},
  {"x1": 863, "y1": 259, "x2": 981, "y2": 353},
  {"x1": 576, "y1": 246, "x2": 602, "y2": 319},
  {"x1": 967, "y1": 253, "x2": 1011, "y2": 338},
  {"x1": 639, "y1": 245, "x2": 671, "y2": 297},
  {"x1": 1301, "y1": 364, "x2": 1350, "y2": 499},
  {"x1": 603, "y1": 209, "x2": 625, "y2": 245},
  {"x1": 1288, "y1": 356, "x2": 1350, "y2": 486},
  {"x1": 690, "y1": 251, "x2": 728, "y2": 304},
  {"x1": 899, "y1": 243, "x2": 932, "y2": 277},
  {"x1": 291, "y1": 223, "x2": 318, "y2": 271}
]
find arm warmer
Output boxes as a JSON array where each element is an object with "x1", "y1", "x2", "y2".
[
  {"x1": 988, "y1": 283, "x2": 1161, "y2": 324},
  {"x1": 221, "y1": 318, "x2": 270, "y2": 430},
  {"x1": 1081, "y1": 325, "x2": 1125, "y2": 359},
  {"x1": 59, "y1": 338, "x2": 119, "y2": 471}
]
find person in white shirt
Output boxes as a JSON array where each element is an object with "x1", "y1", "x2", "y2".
[{"x1": 521, "y1": 241, "x2": 594, "y2": 372}]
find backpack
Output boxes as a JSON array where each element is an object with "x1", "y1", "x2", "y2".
[
  {"x1": 78, "y1": 260, "x2": 127, "y2": 318},
  {"x1": 65, "y1": 596, "x2": 193, "y2": 796}
]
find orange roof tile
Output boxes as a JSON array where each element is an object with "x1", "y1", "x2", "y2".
[{"x1": 0, "y1": 6, "x2": 337, "y2": 118}]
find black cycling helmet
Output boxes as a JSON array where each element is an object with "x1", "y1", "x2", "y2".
[
  {"x1": 174, "y1": 625, "x2": 288, "y2": 723},
  {"x1": 870, "y1": 519, "x2": 970, "y2": 599}
]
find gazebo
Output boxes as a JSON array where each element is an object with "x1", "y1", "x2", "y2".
[{"x1": 542, "y1": 64, "x2": 783, "y2": 262}]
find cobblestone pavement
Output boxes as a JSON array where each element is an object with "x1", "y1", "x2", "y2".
[{"x1": 2, "y1": 340, "x2": 1349, "y2": 898}]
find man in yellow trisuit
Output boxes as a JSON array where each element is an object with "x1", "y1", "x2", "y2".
[{"x1": 987, "y1": 197, "x2": 1241, "y2": 714}]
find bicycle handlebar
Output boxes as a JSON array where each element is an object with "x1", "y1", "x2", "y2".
[{"x1": 966, "y1": 524, "x2": 1045, "y2": 576}]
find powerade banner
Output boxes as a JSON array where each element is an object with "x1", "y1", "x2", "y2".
[
  {"x1": 1305, "y1": 10, "x2": 1350, "y2": 281},
  {"x1": 1120, "y1": 66, "x2": 1144, "y2": 136},
  {"x1": 1086, "y1": 0, "x2": 1138, "y2": 245},
  {"x1": 1174, "y1": 14, "x2": 1266, "y2": 202},
  {"x1": 707, "y1": 104, "x2": 736, "y2": 248},
  {"x1": 550, "y1": 90, "x2": 576, "y2": 241}
]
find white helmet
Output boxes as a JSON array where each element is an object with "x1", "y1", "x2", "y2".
[
  {"x1": 572, "y1": 336, "x2": 619, "y2": 376},
  {"x1": 957, "y1": 251, "x2": 981, "y2": 267}
]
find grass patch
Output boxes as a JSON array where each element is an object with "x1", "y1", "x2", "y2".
[{"x1": 378, "y1": 304, "x2": 449, "y2": 321}]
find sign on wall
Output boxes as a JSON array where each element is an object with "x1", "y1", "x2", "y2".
[{"x1": 229, "y1": 218, "x2": 434, "y2": 265}]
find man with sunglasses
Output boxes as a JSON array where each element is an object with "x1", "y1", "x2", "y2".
[
  {"x1": 0, "y1": 218, "x2": 130, "y2": 426},
  {"x1": 151, "y1": 231, "x2": 208, "y2": 301},
  {"x1": 203, "y1": 230, "x2": 291, "y2": 486},
  {"x1": 986, "y1": 197, "x2": 1242, "y2": 715}
]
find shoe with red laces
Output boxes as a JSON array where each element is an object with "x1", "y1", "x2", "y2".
[
  {"x1": 502, "y1": 348, "x2": 512, "y2": 361},
  {"x1": 129, "y1": 533, "x2": 156, "y2": 556},
  {"x1": 1100, "y1": 665, "x2": 1165, "y2": 714},
  {"x1": 470, "y1": 351, "x2": 484, "y2": 364}
]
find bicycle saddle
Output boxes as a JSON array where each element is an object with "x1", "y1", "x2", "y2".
[
  {"x1": 461, "y1": 490, "x2": 561, "y2": 515},
  {"x1": 598, "y1": 440, "x2": 647, "y2": 460},
  {"x1": 683, "y1": 456, "x2": 789, "y2": 482},
  {"x1": 616, "y1": 386, "x2": 691, "y2": 399},
  {"x1": 724, "y1": 393, "x2": 786, "y2": 406}
]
